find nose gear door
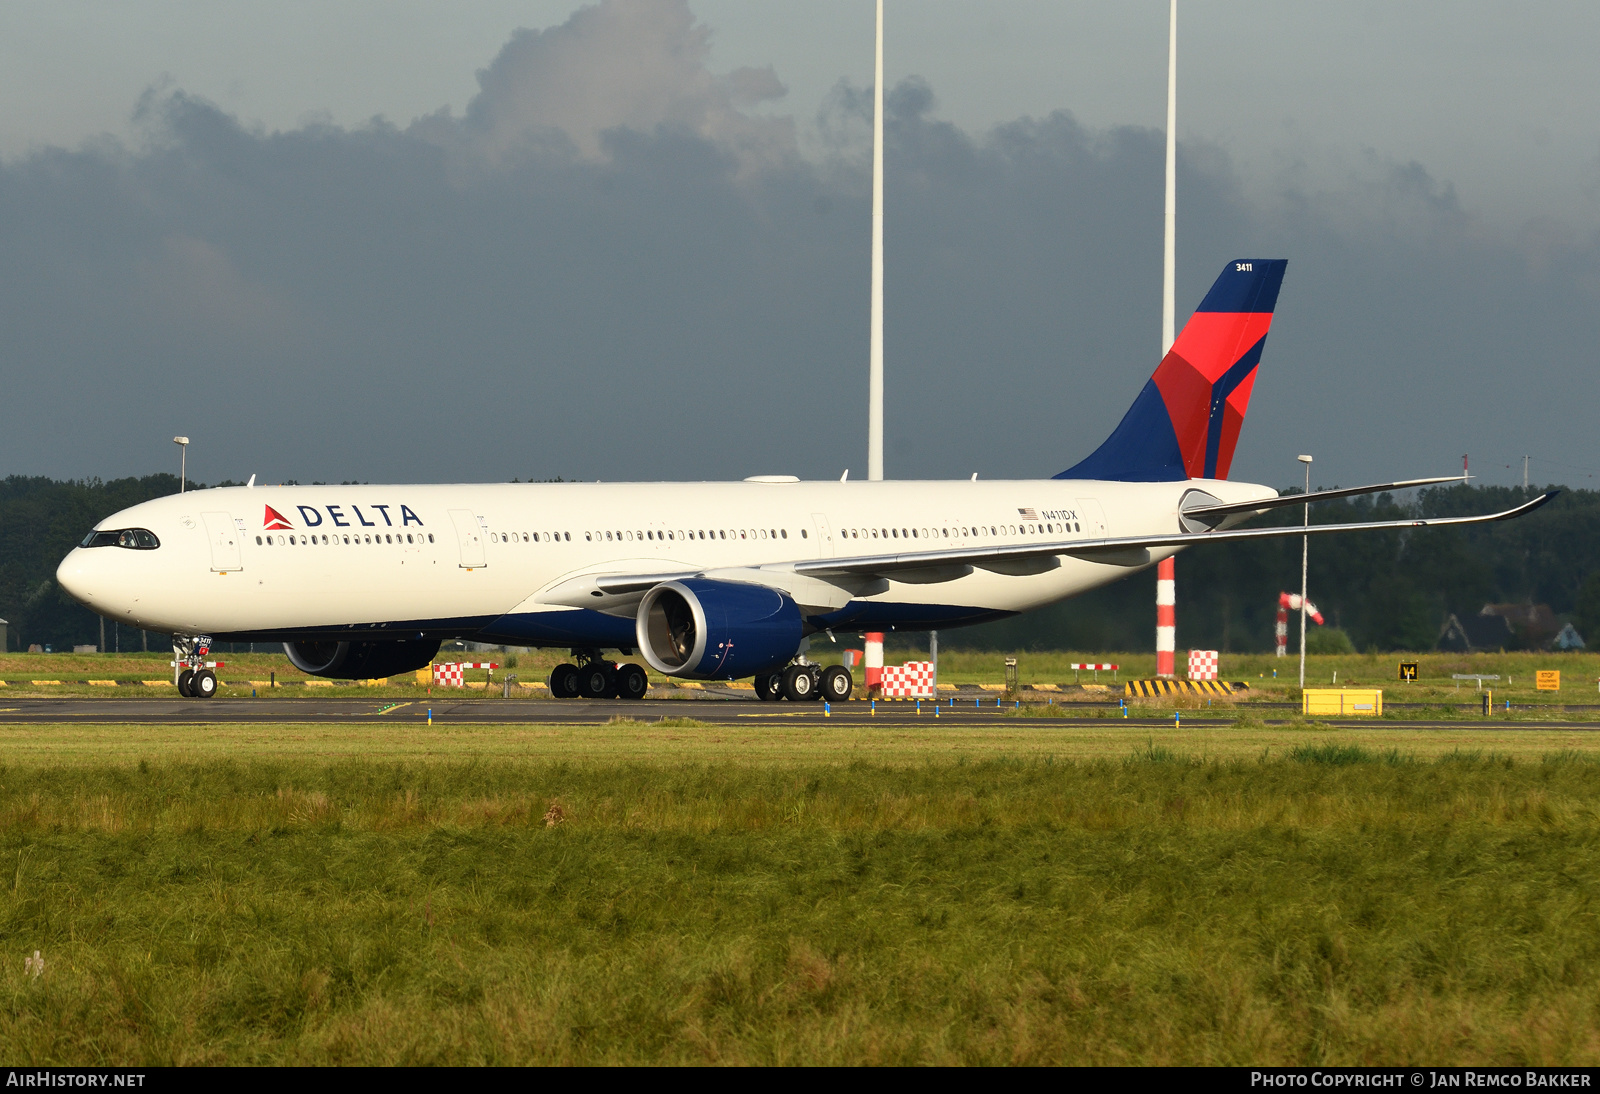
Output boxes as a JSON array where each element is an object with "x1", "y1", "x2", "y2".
[
  {"x1": 201, "y1": 512, "x2": 243, "y2": 571},
  {"x1": 449, "y1": 509, "x2": 487, "y2": 568}
]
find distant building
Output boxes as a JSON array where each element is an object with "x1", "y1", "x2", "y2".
[
  {"x1": 1437, "y1": 612, "x2": 1515, "y2": 653},
  {"x1": 1440, "y1": 605, "x2": 1582, "y2": 652},
  {"x1": 1480, "y1": 603, "x2": 1562, "y2": 648}
]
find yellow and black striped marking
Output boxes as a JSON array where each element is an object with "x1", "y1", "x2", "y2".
[{"x1": 1124, "y1": 679, "x2": 1236, "y2": 698}]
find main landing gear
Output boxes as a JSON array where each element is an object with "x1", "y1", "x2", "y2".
[
  {"x1": 755, "y1": 662, "x2": 853, "y2": 703},
  {"x1": 549, "y1": 649, "x2": 649, "y2": 700},
  {"x1": 172, "y1": 635, "x2": 220, "y2": 699}
]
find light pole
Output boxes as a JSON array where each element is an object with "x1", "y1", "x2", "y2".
[
  {"x1": 174, "y1": 436, "x2": 189, "y2": 493},
  {"x1": 867, "y1": 0, "x2": 884, "y2": 482},
  {"x1": 1297, "y1": 454, "x2": 1313, "y2": 688}
]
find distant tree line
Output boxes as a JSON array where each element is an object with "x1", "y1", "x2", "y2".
[
  {"x1": 3, "y1": 477, "x2": 1597, "y2": 654},
  {"x1": 0, "y1": 475, "x2": 193, "y2": 651}
]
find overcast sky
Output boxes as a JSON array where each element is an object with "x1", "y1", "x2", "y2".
[{"x1": 2, "y1": 0, "x2": 1598, "y2": 491}]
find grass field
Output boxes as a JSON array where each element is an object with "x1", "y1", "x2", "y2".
[
  {"x1": 2, "y1": 650, "x2": 1596, "y2": 712},
  {"x1": 0, "y1": 721, "x2": 1596, "y2": 1064}
]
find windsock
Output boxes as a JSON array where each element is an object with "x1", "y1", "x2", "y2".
[
  {"x1": 1275, "y1": 592, "x2": 1324, "y2": 657},
  {"x1": 1279, "y1": 592, "x2": 1324, "y2": 625}
]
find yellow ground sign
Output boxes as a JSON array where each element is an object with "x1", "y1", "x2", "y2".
[
  {"x1": 1536, "y1": 670, "x2": 1561, "y2": 691},
  {"x1": 1302, "y1": 688, "x2": 1384, "y2": 716}
]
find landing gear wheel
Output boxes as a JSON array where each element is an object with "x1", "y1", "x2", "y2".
[
  {"x1": 192, "y1": 669, "x2": 218, "y2": 699},
  {"x1": 754, "y1": 673, "x2": 783, "y2": 701},
  {"x1": 549, "y1": 663, "x2": 580, "y2": 699},
  {"x1": 177, "y1": 669, "x2": 195, "y2": 698},
  {"x1": 820, "y1": 665, "x2": 853, "y2": 703},
  {"x1": 781, "y1": 664, "x2": 818, "y2": 702},
  {"x1": 616, "y1": 663, "x2": 649, "y2": 700},
  {"x1": 579, "y1": 662, "x2": 616, "y2": 699}
]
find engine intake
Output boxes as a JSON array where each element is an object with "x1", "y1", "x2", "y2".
[
  {"x1": 283, "y1": 638, "x2": 441, "y2": 680},
  {"x1": 636, "y1": 579, "x2": 801, "y2": 680}
]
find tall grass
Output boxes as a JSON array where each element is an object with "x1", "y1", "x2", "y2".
[{"x1": 0, "y1": 754, "x2": 1595, "y2": 1064}]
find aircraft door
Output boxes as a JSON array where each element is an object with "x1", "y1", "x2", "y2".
[
  {"x1": 811, "y1": 513, "x2": 834, "y2": 558},
  {"x1": 1075, "y1": 498, "x2": 1108, "y2": 537},
  {"x1": 201, "y1": 512, "x2": 243, "y2": 572},
  {"x1": 449, "y1": 509, "x2": 487, "y2": 568}
]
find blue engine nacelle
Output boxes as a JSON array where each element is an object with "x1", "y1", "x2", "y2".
[
  {"x1": 635, "y1": 579, "x2": 802, "y2": 680},
  {"x1": 283, "y1": 638, "x2": 441, "y2": 680}
]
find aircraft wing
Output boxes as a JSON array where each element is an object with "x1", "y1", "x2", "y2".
[
  {"x1": 783, "y1": 491, "x2": 1556, "y2": 581},
  {"x1": 1179, "y1": 474, "x2": 1468, "y2": 522},
  {"x1": 546, "y1": 491, "x2": 1553, "y2": 607}
]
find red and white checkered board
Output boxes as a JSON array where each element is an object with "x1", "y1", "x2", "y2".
[
  {"x1": 433, "y1": 663, "x2": 464, "y2": 687},
  {"x1": 1187, "y1": 650, "x2": 1219, "y2": 680},
  {"x1": 879, "y1": 661, "x2": 934, "y2": 698}
]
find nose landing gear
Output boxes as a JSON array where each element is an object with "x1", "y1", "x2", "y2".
[{"x1": 172, "y1": 635, "x2": 223, "y2": 699}]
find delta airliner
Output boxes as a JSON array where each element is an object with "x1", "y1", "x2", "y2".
[{"x1": 56, "y1": 261, "x2": 1551, "y2": 700}]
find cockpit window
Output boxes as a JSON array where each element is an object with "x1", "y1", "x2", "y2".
[{"x1": 80, "y1": 528, "x2": 160, "y2": 550}]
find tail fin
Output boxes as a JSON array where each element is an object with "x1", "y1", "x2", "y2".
[{"x1": 1057, "y1": 259, "x2": 1288, "y2": 481}]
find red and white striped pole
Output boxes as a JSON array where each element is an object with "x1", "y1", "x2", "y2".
[
  {"x1": 1156, "y1": 557, "x2": 1176, "y2": 678},
  {"x1": 865, "y1": 632, "x2": 884, "y2": 695}
]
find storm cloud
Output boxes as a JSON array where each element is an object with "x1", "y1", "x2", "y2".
[{"x1": 2, "y1": 0, "x2": 1597, "y2": 491}]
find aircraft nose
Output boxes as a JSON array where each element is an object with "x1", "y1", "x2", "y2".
[{"x1": 56, "y1": 547, "x2": 107, "y2": 608}]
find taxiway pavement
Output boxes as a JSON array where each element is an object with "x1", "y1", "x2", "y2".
[{"x1": 0, "y1": 696, "x2": 1595, "y2": 732}]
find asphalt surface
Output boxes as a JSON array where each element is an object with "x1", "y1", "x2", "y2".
[{"x1": 0, "y1": 695, "x2": 1597, "y2": 731}]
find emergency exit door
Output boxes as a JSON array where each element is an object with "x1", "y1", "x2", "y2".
[
  {"x1": 1075, "y1": 498, "x2": 1109, "y2": 537},
  {"x1": 811, "y1": 514, "x2": 835, "y2": 558},
  {"x1": 201, "y1": 512, "x2": 242, "y2": 572},
  {"x1": 449, "y1": 509, "x2": 487, "y2": 568}
]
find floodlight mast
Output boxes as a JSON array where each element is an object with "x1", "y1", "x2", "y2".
[
  {"x1": 867, "y1": 0, "x2": 885, "y2": 482},
  {"x1": 173, "y1": 436, "x2": 189, "y2": 494},
  {"x1": 1163, "y1": 0, "x2": 1177, "y2": 355},
  {"x1": 1298, "y1": 454, "x2": 1313, "y2": 688}
]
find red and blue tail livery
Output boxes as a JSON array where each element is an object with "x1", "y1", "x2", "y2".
[{"x1": 1058, "y1": 259, "x2": 1288, "y2": 482}]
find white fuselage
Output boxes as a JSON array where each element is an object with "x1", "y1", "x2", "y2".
[{"x1": 56, "y1": 476, "x2": 1275, "y2": 647}]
